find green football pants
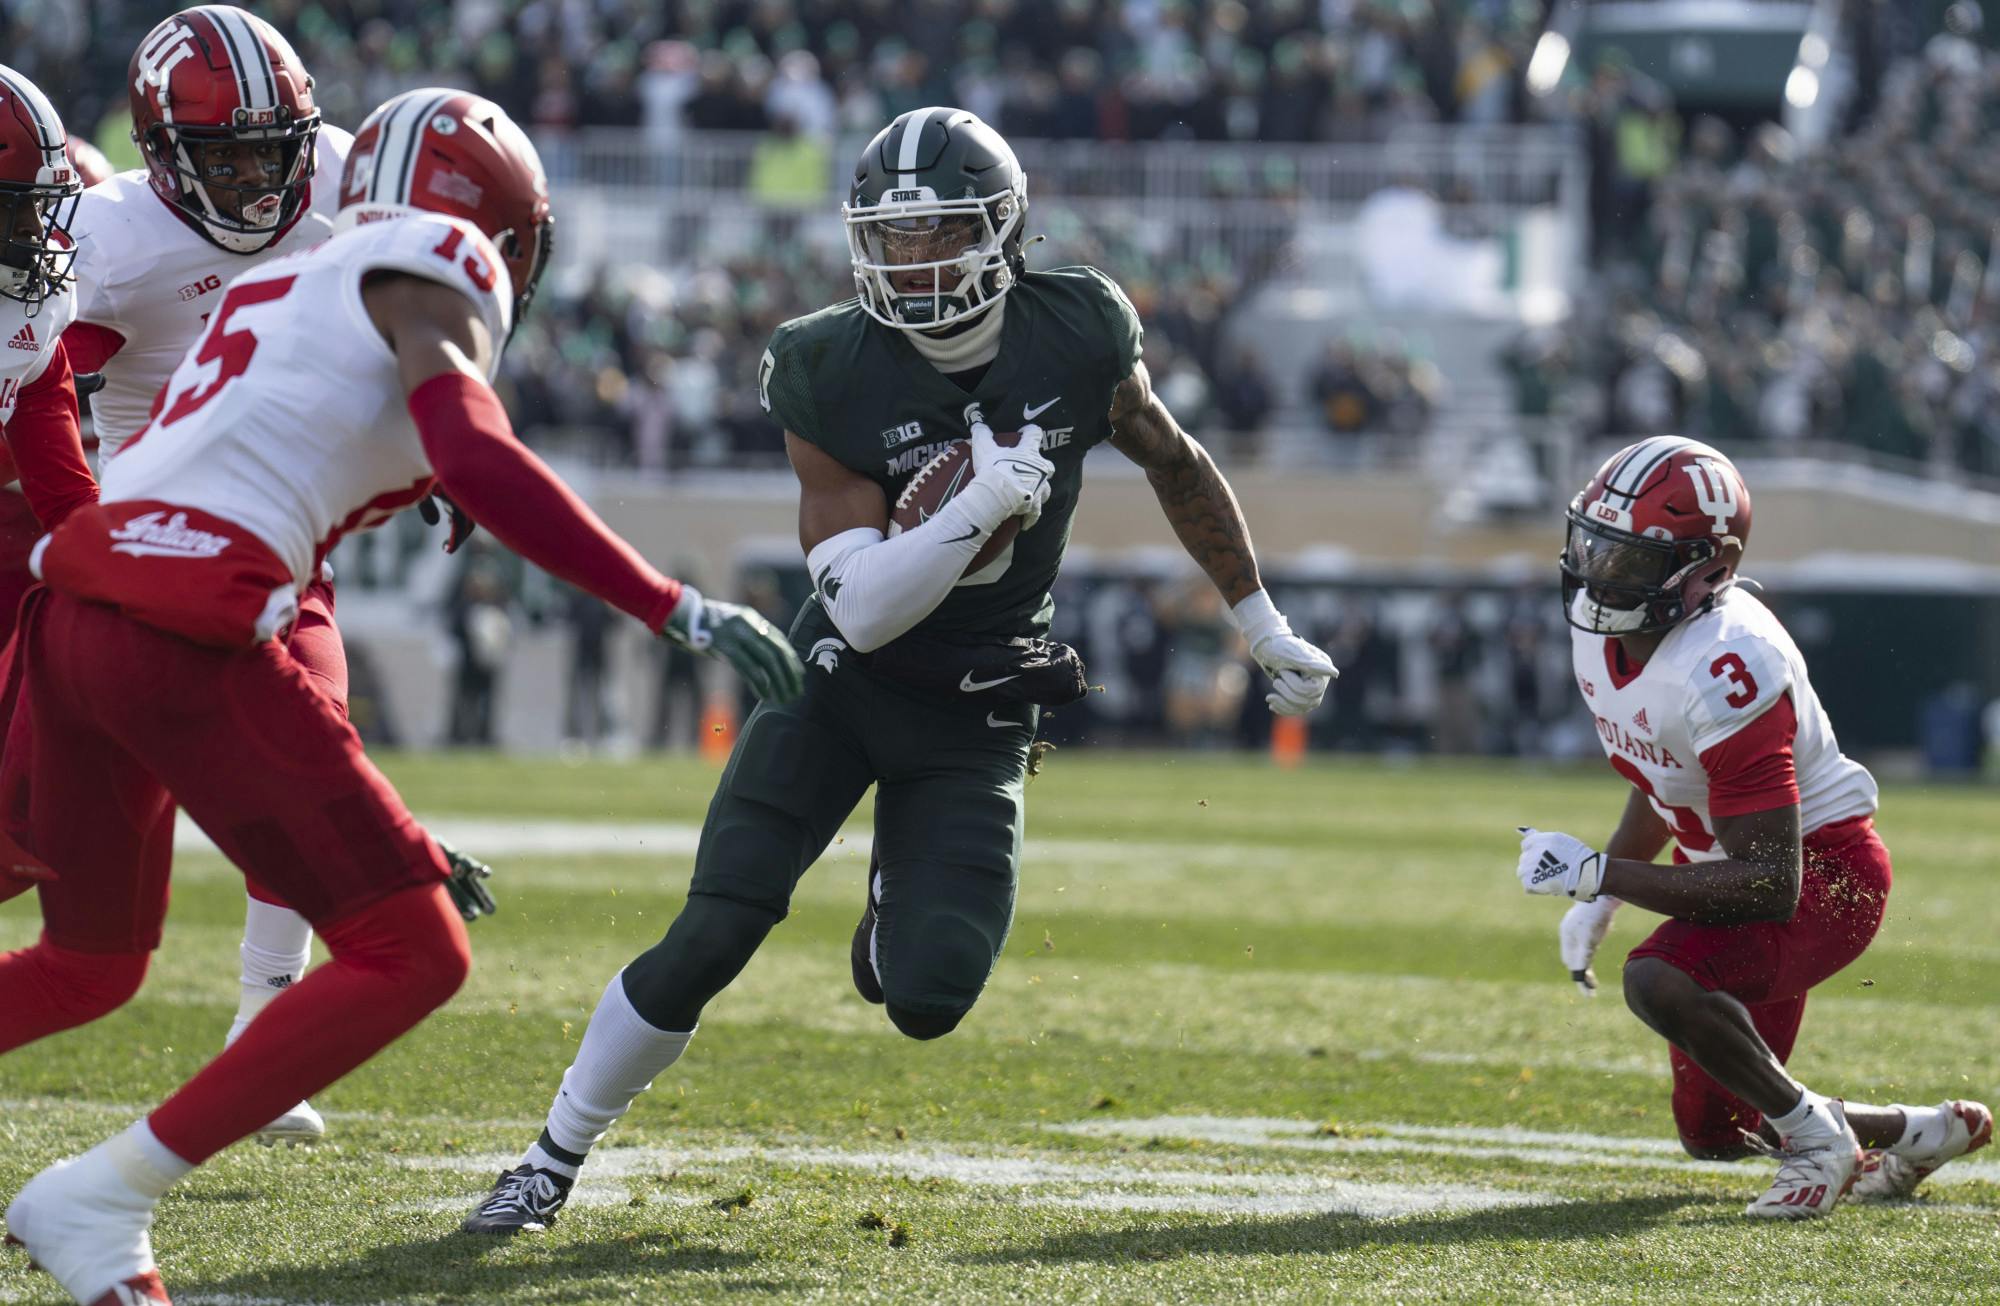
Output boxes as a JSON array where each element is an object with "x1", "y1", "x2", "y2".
[{"x1": 621, "y1": 603, "x2": 1035, "y2": 1036}]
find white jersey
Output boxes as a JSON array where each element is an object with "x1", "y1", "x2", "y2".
[
  {"x1": 1571, "y1": 587, "x2": 1877, "y2": 861},
  {"x1": 0, "y1": 283, "x2": 74, "y2": 433},
  {"x1": 100, "y1": 211, "x2": 512, "y2": 587},
  {"x1": 68, "y1": 125, "x2": 352, "y2": 457}
]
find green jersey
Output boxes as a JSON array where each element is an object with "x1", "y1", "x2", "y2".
[{"x1": 761, "y1": 265, "x2": 1144, "y2": 640}]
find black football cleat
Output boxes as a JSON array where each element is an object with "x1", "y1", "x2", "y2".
[
  {"x1": 460, "y1": 1164, "x2": 572, "y2": 1235},
  {"x1": 850, "y1": 846, "x2": 884, "y2": 1005}
]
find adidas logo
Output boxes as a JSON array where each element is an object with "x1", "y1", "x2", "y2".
[
  {"x1": 6, "y1": 323, "x2": 37, "y2": 352},
  {"x1": 1632, "y1": 707, "x2": 1651, "y2": 733},
  {"x1": 1531, "y1": 850, "x2": 1567, "y2": 885}
]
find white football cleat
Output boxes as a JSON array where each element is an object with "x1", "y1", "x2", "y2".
[
  {"x1": 4, "y1": 1146, "x2": 170, "y2": 1304},
  {"x1": 1744, "y1": 1099, "x2": 1861, "y2": 1220},
  {"x1": 1852, "y1": 1100, "x2": 1994, "y2": 1202},
  {"x1": 254, "y1": 1100, "x2": 325, "y2": 1147}
]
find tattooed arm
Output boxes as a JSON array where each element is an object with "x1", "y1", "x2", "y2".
[
  {"x1": 1107, "y1": 358, "x2": 1260, "y2": 603},
  {"x1": 1108, "y1": 359, "x2": 1338, "y2": 715}
]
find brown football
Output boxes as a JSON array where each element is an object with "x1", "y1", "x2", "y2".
[{"x1": 889, "y1": 434, "x2": 1022, "y2": 577}]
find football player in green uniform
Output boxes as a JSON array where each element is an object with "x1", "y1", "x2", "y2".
[{"x1": 464, "y1": 107, "x2": 1337, "y2": 1234}]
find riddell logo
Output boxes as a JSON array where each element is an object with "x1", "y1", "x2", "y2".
[
  {"x1": 6, "y1": 323, "x2": 37, "y2": 351},
  {"x1": 109, "y1": 510, "x2": 231, "y2": 560}
]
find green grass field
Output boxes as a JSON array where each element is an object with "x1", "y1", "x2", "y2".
[{"x1": 3, "y1": 751, "x2": 1997, "y2": 1304}]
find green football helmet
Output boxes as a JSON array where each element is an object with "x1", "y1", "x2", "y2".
[{"x1": 843, "y1": 106, "x2": 1028, "y2": 332}]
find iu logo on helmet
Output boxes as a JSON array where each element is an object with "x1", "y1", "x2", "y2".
[
  {"x1": 132, "y1": 20, "x2": 199, "y2": 98},
  {"x1": 1684, "y1": 458, "x2": 1739, "y2": 536}
]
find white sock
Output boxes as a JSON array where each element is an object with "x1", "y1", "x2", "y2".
[
  {"x1": 1889, "y1": 1103, "x2": 1949, "y2": 1153},
  {"x1": 1769, "y1": 1087, "x2": 1838, "y2": 1140},
  {"x1": 524, "y1": 1140, "x2": 583, "y2": 1181},
  {"x1": 536, "y1": 972, "x2": 694, "y2": 1163},
  {"x1": 107, "y1": 1121, "x2": 194, "y2": 1201},
  {"x1": 228, "y1": 896, "x2": 314, "y2": 1046}
]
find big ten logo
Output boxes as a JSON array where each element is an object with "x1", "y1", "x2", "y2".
[
  {"x1": 880, "y1": 420, "x2": 925, "y2": 447},
  {"x1": 179, "y1": 274, "x2": 223, "y2": 302},
  {"x1": 133, "y1": 20, "x2": 199, "y2": 101}
]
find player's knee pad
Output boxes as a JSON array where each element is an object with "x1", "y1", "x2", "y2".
[
  {"x1": 876, "y1": 909, "x2": 997, "y2": 1033},
  {"x1": 19, "y1": 938, "x2": 150, "y2": 1024},
  {"x1": 622, "y1": 892, "x2": 780, "y2": 1031},
  {"x1": 885, "y1": 1002, "x2": 967, "y2": 1041}
]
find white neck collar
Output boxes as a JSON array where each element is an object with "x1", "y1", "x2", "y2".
[{"x1": 905, "y1": 301, "x2": 1005, "y2": 374}]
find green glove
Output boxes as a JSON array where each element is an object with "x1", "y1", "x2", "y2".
[
  {"x1": 434, "y1": 836, "x2": 497, "y2": 923},
  {"x1": 662, "y1": 584, "x2": 805, "y2": 704}
]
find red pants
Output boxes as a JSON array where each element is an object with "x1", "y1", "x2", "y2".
[
  {"x1": 1627, "y1": 815, "x2": 1892, "y2": 1150},
  {"x1": 0, "y1": 572, "x2": 347, "y2": 911},
  {"x1": 0, "y1": 588, "x2": 443, "y2": 953},
  {"x1": 0, "y1": 488, "x2": 39, "y2": 650}
]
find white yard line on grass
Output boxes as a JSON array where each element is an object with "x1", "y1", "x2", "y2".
[
  {"x1": 406, "y1": 1141, "x2": 1565, "y2": 1220},
  {"x1": 14, "y1": 1096, "x2": 1998, "y2": 1188},
  {"x1": 166, "y1": 816, "x2": 1280, "y2": 871},
  {"x1": 1048, "y1": 1115, "x2": 2000, "y2": 1186},
  {"x1": 0, "y1": 1096, "x2": 544, "y2": 1133}
]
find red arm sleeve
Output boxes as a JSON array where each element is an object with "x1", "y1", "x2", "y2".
[
  {"x1": 409, "y1": 371, "x2": 682, "y2": 631},
  {"x1": 3, "y1": 342, "x2": 100, "y2": 531},
  {"x1": 59, "y1": 321, "x2": 125, "y2": 376},
  {"x1": 1699, "y1": 693, "x2": 1801, "y2": 819}
]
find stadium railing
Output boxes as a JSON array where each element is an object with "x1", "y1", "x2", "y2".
[
  {"x1": 537, "y1": 124, "x2": 1582, "y2": 206},
  {"x1": 534, "y1": 124, "x2": 1587, "y2": 266}
]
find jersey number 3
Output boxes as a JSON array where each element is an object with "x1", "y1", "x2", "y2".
[
  {"x1": 158, "y1": 276, "x2": 299, "y2": 428},
  {"x1": 1710, "y1": 653, "x2": 1759, "y2": 709}
]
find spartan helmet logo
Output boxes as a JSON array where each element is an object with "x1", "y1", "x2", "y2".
[{"x1": 809, "y1": 637, "x2": 845, "y2": 673}]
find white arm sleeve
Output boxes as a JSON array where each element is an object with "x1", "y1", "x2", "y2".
[{"x1": 806, "y1": 487, "x2": 1007, "y2": 652}]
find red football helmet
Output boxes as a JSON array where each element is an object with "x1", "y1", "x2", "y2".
[
  {"x1": 339, "y1": 88, "x2": 555, "y2": 330},
  {"x1": 65, "y1": 138, "x2": 114, "y2": 188},
  {"x1": 1562, "y1": 436, "x2": 1752, "y2": 635},
  {"x1": 128, "y1": 5, "x2": 321, "y2": 253},
  {"x1": 0, "y1": 63, "x2": 82, "y2": 312}
]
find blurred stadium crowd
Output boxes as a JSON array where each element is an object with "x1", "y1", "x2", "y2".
[
  {"x1": 15, "y1": 0, "x2": 1546, "y2": 146},
  {"x1": 4, "y1": 2, "x2": 1994, "y2": 762},
  {"x1": 11, "y1": 2, "x2": 2000, "y2": 483},
  {"x1": 12, "y1": 0, "x2": 1529, "y2": 472},
  {"x1": 1521, "y1": 8, "x2": 2000, "y2": 480}
]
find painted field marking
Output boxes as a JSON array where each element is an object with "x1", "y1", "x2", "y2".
[
  {"x1": 406, "y1": 1141, "x2": 1562, "y2": 1220},
  {"x1": 166, "y1": 816, "x2": 1283, "y2": 872},
  {"x1": 1048, "y1": 1115, "x2": 2000, "y2": 1187}
]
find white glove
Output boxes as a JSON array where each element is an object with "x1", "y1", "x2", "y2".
[
  {"x1": 963, "y1": 414, "x2": 1054, "y2": 528},
  {"x1": 1515, "y1": 827, "x2": 1605, "y2": 901},
  {"x1": 1229, "y1": 590, "x2": 1337, "y2": 716},
  {"x1": 1558, "y1": 896, "x2": 1622, "y2": 996}
]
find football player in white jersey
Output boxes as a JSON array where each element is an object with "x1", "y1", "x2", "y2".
[
  {"x1": 0, "y1": 88, "x2": 802, "y2": 1303},
  {"x1": 48, "y1": 6, "x2": 486, "y2": 1148},
  {"x1": 0, "y1": 70, "x2": 107, "y2": 901},
  {"x1": 0, "y1": 67, "x2": 98, "y2": 604},
  {"x1": 1511, "y1": 437, "x2": 1990, "y2": 1218}
]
